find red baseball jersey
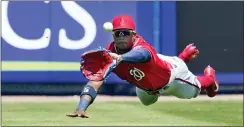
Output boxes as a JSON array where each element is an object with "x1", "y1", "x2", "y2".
[{"x1": 106, "y1": 35, "x2": 172, "y2": 91}]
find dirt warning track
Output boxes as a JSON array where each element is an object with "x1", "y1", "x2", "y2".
[{"x1": 2, "y1": 94, "x2": 243, "y2": 103}]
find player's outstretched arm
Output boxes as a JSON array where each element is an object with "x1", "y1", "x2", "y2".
[
  {"x1": 66, "y1": 80, "x2": 103, "y2": 118},
  {"x1": 109, "y1": 47, "x2": 151, "y2": 64}
]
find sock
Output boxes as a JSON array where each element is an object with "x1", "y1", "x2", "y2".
[
  {"x1": 178, "y1": 52, "x2": 191, "y2": 63},
  {"x1": 197, "y1": 76, "x2": 214, "y2": 90},
  {"x1": 178, "y1": 54, "x2": 188, "y2": 62}
]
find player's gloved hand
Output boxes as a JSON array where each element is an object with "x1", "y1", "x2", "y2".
[
  {"x1": 178, "y1": 43, "x2": 199, "y2": 63},
  {"x1": 81, "y1": 48, "x2": 117, "y2": 81},
  {"x1": 66, "y1": 109, "x2": 89, "y2": 118}
]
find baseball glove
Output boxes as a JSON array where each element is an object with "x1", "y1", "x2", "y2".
[{"x1": 80, "y1": 48, "x2": 117, "y2": 81}]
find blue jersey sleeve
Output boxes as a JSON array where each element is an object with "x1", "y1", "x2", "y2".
[{"x1": 120, "y1": 48, "x2": 151, "y2": 64}]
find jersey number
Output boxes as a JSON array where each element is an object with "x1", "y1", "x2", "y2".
[{"x1": 129, "y1": 67, "x2": 145, "y2": 81}]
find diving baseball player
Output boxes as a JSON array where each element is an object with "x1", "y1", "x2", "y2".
[{"x1": 66, "y1": 15, "x2": 219, "y2": 118}]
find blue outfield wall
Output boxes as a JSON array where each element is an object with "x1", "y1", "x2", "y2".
[{"x1": 1, "y1": 1, "x2": 243, "y2": 95}]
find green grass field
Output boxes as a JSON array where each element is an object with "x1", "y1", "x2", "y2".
[{"x1": 2, "y1": 100, "x2": 243, "y2": 126}]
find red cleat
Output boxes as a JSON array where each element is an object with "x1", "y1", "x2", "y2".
[
  {"x1": 178, "y1": 43, "x2": 199, "y2": 63},
  {"x1": 204, "y1": 65, "x2": 219, "y2": 97}
]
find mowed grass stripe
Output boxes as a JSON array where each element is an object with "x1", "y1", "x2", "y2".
[
  {"x1": 142, "y1": 101, "x2": 243, "y2": 126},
  {"x1": 2, "y1": 101, "x2": 243, "y2": 126},
  {"x1": 87, "y1": 103, "x2": 210, "y2": 126},
  {"x1": 123, "y1": 102, "x2": 222, "y2": 126}
]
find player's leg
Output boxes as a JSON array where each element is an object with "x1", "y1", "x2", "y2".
[
  {"x1": 159, "y1": 80, "x2": 200, "y2": 99},
  {"x1": 157, "y1": 54, "x2": 218, "y2": 98},
  {"x1": 136, "y1": 87, "x2": 159, "y2": 106},
  {"x1": 157, "y1": 55, "x2": 201, "y2": 99},
  {"x1": 177, "y1": 43, "x2": 219, "y2": 97},
  {"x1": 168, "y1": 65, "x2": 218, "y2": 98},
  {"x1": 197, "y1": 66, "x2": 219, "y2": 97}
]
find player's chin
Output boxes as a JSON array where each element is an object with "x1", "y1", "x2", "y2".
[{"x1": 116, "y1": 43, "x2": 129, "y2": 49}]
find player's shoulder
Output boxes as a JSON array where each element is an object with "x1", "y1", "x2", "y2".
[{"x1": 132, "y1": 35, "x2": 155, "y2": 51}]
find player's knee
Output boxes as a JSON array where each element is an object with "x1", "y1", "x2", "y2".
[
  {"x1": 141, "y1": 101, "x2": 156, "y2": 106},
  {"x1": 136, "y1": 87, "x2": 159, "y2": 106},
  {"x1": 140, "y1": 95, "x2": 158, "y2": 106}
]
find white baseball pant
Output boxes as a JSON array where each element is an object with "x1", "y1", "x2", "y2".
[{"x1": 136, "y1": 54, "x2": 201, "y2": 106}]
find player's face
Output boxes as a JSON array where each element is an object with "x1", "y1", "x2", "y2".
[{"x1": 113, "y1": 29, "x2": 134, "y2": 50}]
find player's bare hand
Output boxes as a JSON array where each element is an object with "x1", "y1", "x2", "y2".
[{"x1": 66, "y1": 109, "x2": 89, "y2": 118}]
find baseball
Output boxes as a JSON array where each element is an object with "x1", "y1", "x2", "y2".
[{"x1": 103, "y1": 22, "x2": 113, "y2": 32}]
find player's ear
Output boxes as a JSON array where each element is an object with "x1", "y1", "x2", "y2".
[
  {"x1": 132, "y1": 31, "x2": 136, "y2": 36},
  {"x1": 112, "y1": 32, "x2": 116, "y2": 38}
]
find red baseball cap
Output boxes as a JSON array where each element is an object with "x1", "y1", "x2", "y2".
[{"x1": 112, "y1": 15, "x2": 135, "y2": 31}]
